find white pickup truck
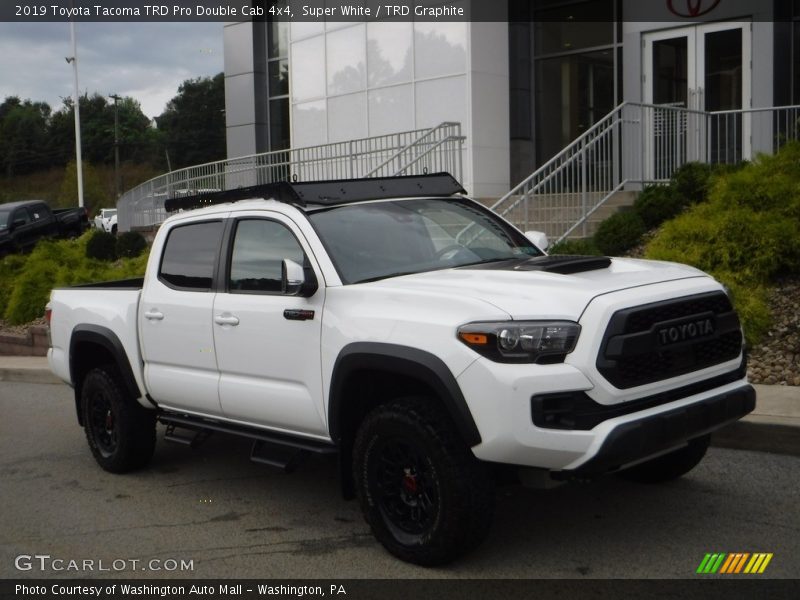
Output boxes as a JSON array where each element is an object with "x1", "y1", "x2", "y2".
[
  {"x1": 93, "y1": 208, "x2": 117, "y2": 234},
  {"x1": 47, "y1": 174, "x2": 754, "y2": 565}
]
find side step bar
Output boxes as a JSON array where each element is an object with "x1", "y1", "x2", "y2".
[{"x1": 158, "y1": 412, "x2": 337, "y2": 473}]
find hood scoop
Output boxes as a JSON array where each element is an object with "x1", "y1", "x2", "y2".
[
  {"x1": 463, "y1": 255, "x2": 612, "y2": 275},
  {"x1": 513, "y1": 255, "x2": 612, "y2": 274}
]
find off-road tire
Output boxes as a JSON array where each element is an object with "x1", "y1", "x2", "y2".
[
  {"x1": 353, "y1": 397, "x2": 494, "y2": 566},
  {"x1": 617, "y1": 434, "x2": 710, "y2": 484},
  {"x1": 81, "y1": 366, "x2": 156, "y2": 473}
]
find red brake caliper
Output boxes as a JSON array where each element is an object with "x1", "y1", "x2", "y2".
[{"x1": 402, "y1": 468, "x2": 418, "y2": 493}]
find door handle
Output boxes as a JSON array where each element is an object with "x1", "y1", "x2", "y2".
[
  {"x1": 144, "y1": 310, "x2": 164, "y2": 321},
  {"x1": 214, "y1": 314, "x2": 240, "y2": 326}
]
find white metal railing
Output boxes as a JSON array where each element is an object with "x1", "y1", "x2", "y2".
[
  {"x1": 118, "y1": 122, "x2": 464, "y2": 231},
  {"x1": 494, "y1": 103, "x2": 800, "y2": 243}
]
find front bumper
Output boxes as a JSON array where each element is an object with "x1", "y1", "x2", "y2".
[
  {"x1": 558, "y1": 383, "x2": 755, "y2": 478},
  {"x1": 457, "y1": 358, "x2": 754, "y2": 472}
]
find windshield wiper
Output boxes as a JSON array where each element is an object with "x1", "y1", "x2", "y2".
[
  {"x1": 353, "y1": 271, "x2": 420, "y2": 284},
  {"x1": 458, "y1": 256, "x2": 529, "y2": 268}
]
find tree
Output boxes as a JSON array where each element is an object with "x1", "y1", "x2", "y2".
[
  {"x1": 48, "y1": 94, "x2": 159, "y2": 168},
  {"x1": 156, "y1": 73, "x2": 226, "y2": 169},
  {"x1": 0, "y1": 97, "x2": 52, "y2": 176}
]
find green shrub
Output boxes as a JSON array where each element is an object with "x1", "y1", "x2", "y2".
[
  {"x1": 633, "y1": 185, "x2": 686, "y2": 229},
  {"x1": 670, "y1": 162, "x2": 716, "y2": 205},
  {"x1": 1, "y1": 232, "x2": 148, "y2": 324},
  {"x1": 593, "y1": 210, "x2": 646, "y2": 256},
  {"x1": 0, "y1": 254, "x2": 28, "y2": 317},
  {"x1": 548, "y1": 238, "x2": 602, "y2": 256},
  {"x1": 86, "y1": 230, "x2": 117, "y2": 261},
  {"x1": 645, "y1": 144, "x2": 800, "y2": 344},
  {"x1": 717, "y1": 274, "x2": 772, "y2": 346},
  {"x1": 116, "y1": 231, "x2": 147, "y2": 258}
]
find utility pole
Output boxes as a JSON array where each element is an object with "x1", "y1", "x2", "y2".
[
  {"x1": 109, "y1": 94, "x2": 121, "y2": 198},
  {"x1": 67, "y1": 16, "x2": 84, "y2": 208}
]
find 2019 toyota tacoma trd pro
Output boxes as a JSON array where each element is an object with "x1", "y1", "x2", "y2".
[{"x1": 46, "y1": 174, "x2": 755, "y2": 565}]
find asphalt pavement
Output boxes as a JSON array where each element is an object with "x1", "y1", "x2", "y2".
[
  {"x1": 0, "y1": 357, "x2": 800, "y2": 579},
  {"x1": 1, "y1": 379, "x2": 799, "y2": 579}
]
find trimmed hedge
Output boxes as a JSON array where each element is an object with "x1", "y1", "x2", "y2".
[
  {"x1": 593, "y1": 210, "x2": 646, "y2": 256},
  {"x1": 86, "y1": 229, "x2": 117, "y2": 261},
  {"x1": 116, "y1": 231, "x2": 147, "y2": 258},
  {"x1": 633, "y1": 185, "x2": 685, "y2": 229}
]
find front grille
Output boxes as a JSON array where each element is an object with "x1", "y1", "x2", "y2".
[{"x1": 597, "y1": 292, "x2": 743, "y2": 389}]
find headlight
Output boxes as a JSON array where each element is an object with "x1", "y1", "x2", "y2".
[{"x1": 457, "y1": 321, "x2": 581, "y2": 364}]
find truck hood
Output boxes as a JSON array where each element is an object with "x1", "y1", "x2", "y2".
[{"x1": 364, "y1": 257, "x2": 710, "y2": 320}]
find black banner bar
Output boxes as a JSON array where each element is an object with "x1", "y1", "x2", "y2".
[
  {"x1": 2, "y1": 579, "x2": 800, "y2": 600},
  {"x1": 0, "y1": 0, "x2": 793, "y2": 23}
]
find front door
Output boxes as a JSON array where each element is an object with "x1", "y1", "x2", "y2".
[
  {"x1": 212, "y1": 214, "x2": 327, "y2": 437},
  {"x1": 643, "y1": 22, "x2": 751, "y2": 175}
]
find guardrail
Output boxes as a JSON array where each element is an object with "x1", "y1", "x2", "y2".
[{"x1": 118, "y1": 122, "x2": 464, "y2": 231}]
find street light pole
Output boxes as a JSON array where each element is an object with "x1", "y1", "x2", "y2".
[
  {"x1": 109, "y1": 94, "x2": 121, "y2": 199},
  {"x1": 67, "y1": 17, "x2": 84, "y2": 209}
]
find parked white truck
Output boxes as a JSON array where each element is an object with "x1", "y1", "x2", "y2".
[
  {"x1": 47, "y1": 174, "x2": 754, "y2": 565},
  {"x1": 93, "y1": 208, "x2": 117, "y2": 234}
]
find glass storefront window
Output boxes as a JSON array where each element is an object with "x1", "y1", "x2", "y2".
[
  {"x1": 534, "y1": 0, "x2": 615, "y2": 54},
  {"x1": 268, "y1": 11, "x2": 288, "y2": 59},
  {"x1": 534, "y1": 49, "x2": 615, "y2": 163},
  {"x1": 653, "y1": 37, "x2": 688, "y2": 107},
  {"x1": 269, "y1": 98, "x2": 290, "y2": 150}
]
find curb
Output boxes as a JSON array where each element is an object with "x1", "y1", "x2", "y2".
[{"x1": 711, "y1": 420, "x2": 800, "y2": 458}]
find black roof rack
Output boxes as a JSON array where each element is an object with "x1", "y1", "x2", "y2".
[{"x1": 163, "y1": 172, "x2": 466, "y2": 213}]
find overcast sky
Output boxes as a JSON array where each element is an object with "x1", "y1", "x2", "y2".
[{"x1": 0, "y1": 22, "x2": 224, "y2": 118}]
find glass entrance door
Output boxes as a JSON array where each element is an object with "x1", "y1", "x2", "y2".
[{"x1": 643, "y1": 22, "x2": 751, "y2": 175}]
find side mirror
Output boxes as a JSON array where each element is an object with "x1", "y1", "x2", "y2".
[
  {"x1": 524, "y1": 230, "x2": 549, "y2": 251},
  {"x1": 11, "y1": 218, "x2": 27, "y2": 231},
  {"x1": 281, "y1": 259, "x2": 318, "y2": 297}
]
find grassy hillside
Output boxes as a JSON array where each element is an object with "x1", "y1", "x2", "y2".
[{"x1": 0, "y1": 162, "x2": 161, "y2": 213}]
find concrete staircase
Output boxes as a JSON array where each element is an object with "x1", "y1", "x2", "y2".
[{"x1": 478, "y1": 189, "x2": 638, "y2": 240}]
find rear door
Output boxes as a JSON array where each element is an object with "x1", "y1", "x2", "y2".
[
  {"x1": 139, "y1": 218, "x2": 226, "y2": 416},
  {"x1": 212, "y1": 213, "x2": 327, "y2": 436},
  {"x1": 10, "y1": 207, "x2": 35, "y2": 250}
]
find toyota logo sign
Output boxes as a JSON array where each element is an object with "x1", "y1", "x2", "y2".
[{"x1": 667, "y1": 0, "x2": 721, "y2": 18}]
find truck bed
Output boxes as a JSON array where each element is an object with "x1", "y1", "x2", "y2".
[{"x1": 47, "y1": 285, "x2": 145, "y2": 395}]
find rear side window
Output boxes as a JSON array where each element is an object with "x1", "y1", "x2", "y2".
[{"x1": 159, "y1": 221, "x2": 223, "y2": 290}]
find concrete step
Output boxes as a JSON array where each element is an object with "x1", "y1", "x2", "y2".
[{"x1": 488, "y1": 189, "x2": 639, "y2": 240}]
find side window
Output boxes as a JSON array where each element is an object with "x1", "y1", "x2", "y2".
[
  {"x1": 229, "y1": 219, "x2": 305, "y2": 293},
  {"x1": 159, "y1": 221, "x2": 224, "y2": 291},
  {"x1": 13, "y1": 208, "x2": 32, "y2": 226},
  {"x1": 30, "y1": 204, "x2": 50, "y2": 221}
]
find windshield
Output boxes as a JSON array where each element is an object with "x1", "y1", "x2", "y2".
[
  {"x1": 308, "y1": 198, "x2": 543, "y2": 284},
  {"x1": 0, "y1": 211, "x2": 9, "y2": 231},
  {"x1": 103, "y1": 210, "x2": 117, "y2": 217}
]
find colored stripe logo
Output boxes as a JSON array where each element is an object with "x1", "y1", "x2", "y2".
[{"x1": 696, "y1": 553, "x2": 773, "y2": 574}]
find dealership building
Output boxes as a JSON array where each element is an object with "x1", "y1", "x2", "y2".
[
  {"x1": 118, "y1": 0, "x2": 800, "y2": 234},
  {"x1": 223, "y1": 0, "x2": 798, "y2": 195}
]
